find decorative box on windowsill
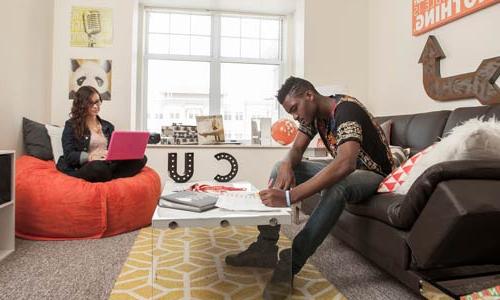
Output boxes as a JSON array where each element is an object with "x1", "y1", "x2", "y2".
[{"x1": 161, "y1": 124, "x2": 198, "y2": 145}]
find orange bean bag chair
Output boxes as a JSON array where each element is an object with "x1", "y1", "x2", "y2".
[{"x1": 15, "y1": 155, "x2": 161, "y2": 240}]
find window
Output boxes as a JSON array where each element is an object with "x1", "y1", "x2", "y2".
[{"x1": 142, "y1": 9, "x2": 283, "y2": 140}]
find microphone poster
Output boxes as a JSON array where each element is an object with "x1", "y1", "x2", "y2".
[{"x1": 70, "y1": 7, "x2": 113, "y2": 48}]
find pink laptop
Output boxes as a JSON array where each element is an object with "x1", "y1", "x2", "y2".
[{"x1": 105, "y1": 131, "x2": 149, "y2": 161}]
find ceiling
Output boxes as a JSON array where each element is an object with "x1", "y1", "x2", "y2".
[{"x1": 140, "y1": 0, "x2": 298, "y2": 15}]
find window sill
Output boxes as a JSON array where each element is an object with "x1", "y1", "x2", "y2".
[{"x1": 147, "y1": 144, "x2": 292, "y2": 149}]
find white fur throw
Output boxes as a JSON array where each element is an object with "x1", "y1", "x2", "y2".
[{"x1": 395, "y1": 118, "x2": 500, "y2": 194}]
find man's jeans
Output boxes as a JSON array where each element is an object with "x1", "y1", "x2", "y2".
[{"x1": 257, "y1": 160, "x2": 384, "y2": 275}]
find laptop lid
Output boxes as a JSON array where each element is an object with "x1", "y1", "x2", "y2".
[{"x1": 105, "y1": 131, "x2": 149, "y2": 161}]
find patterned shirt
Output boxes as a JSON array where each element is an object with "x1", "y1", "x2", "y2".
[{"x1": 299, "y1": 94, "x2": 394, "y2": 176}]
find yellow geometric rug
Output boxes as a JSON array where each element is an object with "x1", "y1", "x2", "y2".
[{"x1": 110, "y1": 227, "x2": 345, "y2": 300}]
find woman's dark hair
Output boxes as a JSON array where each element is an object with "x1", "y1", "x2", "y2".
[
  {"x1": 70, "y1": 86, "x2": 101, "y2": 139},
  {"x1": 276, "y1": 76, "x2": 318, "y2": 104}
]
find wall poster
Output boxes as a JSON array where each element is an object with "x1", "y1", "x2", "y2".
[
  {"x1": 71, "y1": 6, "x2": 113, "y2": 47},
  {"x1": 69, "y1": 59, "x2": 112, "y2": 100},
  {"x1": 412, "y1": 0, "x2": 499, "y2": 36}
]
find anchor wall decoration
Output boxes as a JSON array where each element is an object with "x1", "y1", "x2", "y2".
[{"x1": 418, "y1": 35, "x2": 500, "y2": 105}]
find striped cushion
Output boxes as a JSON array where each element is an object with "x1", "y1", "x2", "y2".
[{"x1": 389, "y1": 145, "x2": 411, "y2": 168}]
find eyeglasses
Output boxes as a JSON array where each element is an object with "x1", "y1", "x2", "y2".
[{"x1": 89, "y1": 100, "x2": 102, "y2": 107}]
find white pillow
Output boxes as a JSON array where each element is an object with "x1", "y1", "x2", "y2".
[
  {"x1": 45, "y1": 124, "x2": 64, "y2": 162},
  {"x1": 395, "y1": 118, "x2": 500, "y2": 194}
]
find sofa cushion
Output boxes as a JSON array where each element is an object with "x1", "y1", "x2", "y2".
[
  {"x1": 389, "y1": 145, "x2": 410, "y2": 167},
  {"x1": 380, "y1": 120, "x2": 393, "y2": 144},
  {"x1": 376, "y1": 110, "x2": 450, "y2": 155},
  {"x1": 345, "y1": 192, "x2": 405, "y2": 226},
  {"x1": 443, "y1": 104, "x2": 500, "y2": 135},
  {"x1": 333, "y1": 210, "x2": 411, "y2": 271}
]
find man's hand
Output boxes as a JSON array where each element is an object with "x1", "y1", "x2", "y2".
[
  {"x1": 272, "y1": 162, "x2": 296, "y2": 189},
  {"x1": 259, "y1": 188, "x2": 287, "y2": 207}
]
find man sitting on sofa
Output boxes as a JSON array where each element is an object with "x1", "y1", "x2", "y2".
[{"x1": 225, "y1": 76, "x2": 395, "y2": 291}]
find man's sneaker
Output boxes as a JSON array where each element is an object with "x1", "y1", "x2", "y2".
[
  {"x1": 263, "y1": 248, "x2": 293, "y2": 300},
  {"x1": 225, "y1": 242, "x2": 278, "y2": 268}
]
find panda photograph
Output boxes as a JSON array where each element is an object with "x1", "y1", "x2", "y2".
[{"x1": 69, "y1": 58, "x2": 112, "y2": 100}]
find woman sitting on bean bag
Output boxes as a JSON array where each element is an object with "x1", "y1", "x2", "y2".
[
  {"x1": 15, "y1": 85, "x2": 160, "y2": 240},
  {"x1": 56, "y1": 85, "x2": 146, "y2": 182}
]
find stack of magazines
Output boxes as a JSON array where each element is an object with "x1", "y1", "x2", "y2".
[{"x1": 158, "y1": 191, "x2": 218, "y2": 212}]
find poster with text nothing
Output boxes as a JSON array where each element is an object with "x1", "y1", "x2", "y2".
[{"x1": 412, "y1": 0, "x2": 499, "y2": 36}]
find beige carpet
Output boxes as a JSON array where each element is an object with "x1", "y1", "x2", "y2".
[
  {"x1": 110, "y1": 226, "x2": 345, "y2": 299},
  {"x1": 0, "y1": 231, "x2": 138, "y2": 300}
]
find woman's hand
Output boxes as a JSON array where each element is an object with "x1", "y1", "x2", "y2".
[
  {"x1": 89, "y1": 150, "x2": 107, "y2": 161},
  {"x1": 259, "y1": 188, "x2": 287, "y2": 207},
  {"x1": 271, "y1": 161, "x2": 296, "y2": 190}
]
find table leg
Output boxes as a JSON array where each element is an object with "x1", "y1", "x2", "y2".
[{"x1": 293, "y1": 203, "x2": 301, "y2": 225}]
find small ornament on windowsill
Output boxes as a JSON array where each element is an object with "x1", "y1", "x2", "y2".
[{"x1": 271, "y1": 118, "x2": 298, "y2": 146}]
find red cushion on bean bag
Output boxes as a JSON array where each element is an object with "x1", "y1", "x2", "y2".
[{"x1": 15, "y1": 155, "x2": 161, "y2": 240}]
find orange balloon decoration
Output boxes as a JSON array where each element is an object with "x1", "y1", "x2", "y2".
[{"x1": 271, "y1": 118, "x2": 298, "y2": 145}]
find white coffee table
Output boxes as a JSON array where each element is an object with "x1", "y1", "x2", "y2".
[
  {"x1": 152, "y1": 180, "x2": 292, "y2": 229},
  {"x1": 150, "y1": 181, "x2": 293, "y2": 299}
]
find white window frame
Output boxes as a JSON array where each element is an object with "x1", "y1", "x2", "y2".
[{"x1": 140, "y1": 7, "x2": 285, "y2": 134}]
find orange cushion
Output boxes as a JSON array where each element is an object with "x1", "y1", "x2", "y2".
[{"x1": 15, "y1": 155, "x2": 161, "y2": 240}]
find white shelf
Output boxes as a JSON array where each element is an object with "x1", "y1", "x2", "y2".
[
  {"x1": 147, "y1": 144, "x2": 292, "y2": 149},
  {"x1": 0, "y1": 201, "x2": 13, "y2": 209},
  {"x1": 0, "y1": 150, "x2": 15, "y2": 262},
  {"x1": 0, "y1": 250, "x2": 14, "y2": 261}
]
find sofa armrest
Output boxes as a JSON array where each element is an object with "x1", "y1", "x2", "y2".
[
  {"x1": 407, "y1": 179, "x2": 500, "y2": 269},
  {"x1": 387, "y1": 160, "x2": 500, "y2": 229}
]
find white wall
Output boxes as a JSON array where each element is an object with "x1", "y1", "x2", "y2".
[
  {"x1": 0, "y1": 0, "x2": 53, "y2": 154},
  {"x1": 301, "y1": 0, "x2": 369, "y2": 103},
  {"x1": 292, "y1": 0, "x2": 305, "y2": 77},
  {"x1": 50, "y1": 0, "x2": 139, "y2": 129},
  {"x1": 367, "y1": 1, "x2": 500, "y2": 116}
]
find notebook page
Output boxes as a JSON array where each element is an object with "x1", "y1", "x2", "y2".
[{"x1": 216, "y1": 192, "x2": 283, "y2": 212}]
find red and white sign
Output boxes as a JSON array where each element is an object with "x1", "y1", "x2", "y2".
[{"x1": 412, "y1": 0, "x2": 499, "y2": 36}]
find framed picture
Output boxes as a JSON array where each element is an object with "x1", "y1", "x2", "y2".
[
  {"x1": 71, "y1": 7, "x2": 113, "y2": 47},
  {"x1": 196, "y1": 115, "x2": 225, "y2": 144},
  {"x1": 69, "y1": 59, "x2": 112, "y2": 100},
  {"x1": 412, "y1": 0, "x2": 497, "y2": 36},
  {"x1": 161, "y1": 124, "x2": 198, "y2": 145}
]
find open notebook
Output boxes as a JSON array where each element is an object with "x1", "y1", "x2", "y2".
[{"x1": 216, "y1": 192, "x2": 283, "y2": 212}]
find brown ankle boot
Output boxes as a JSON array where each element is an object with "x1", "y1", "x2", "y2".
[
  {"x1": 225, "y1": 241, "x2": 278, "y2": 268},
  {"x1": 263, "y1": 248, "x2": 293, "y2": 299}
]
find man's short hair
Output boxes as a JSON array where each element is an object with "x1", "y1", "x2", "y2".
[{"x1": 276, "y1": 76, "x2": 318, "y2": 104}]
